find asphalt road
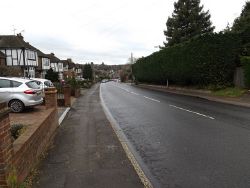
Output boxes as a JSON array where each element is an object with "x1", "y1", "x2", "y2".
[{"x1": 100, "y1": 82, "x2": 250, "y2": 188}]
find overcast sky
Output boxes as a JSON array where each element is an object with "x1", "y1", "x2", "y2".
[{"x1": 0, "y1": 0, "x2": 247, "y2": 65}]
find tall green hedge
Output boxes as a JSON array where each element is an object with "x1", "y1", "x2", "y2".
[
  {"x1": 132, "y1": 33, "x2": 241, "y2": 87},
  {"x1": 241, "y1": 56, "x2": 250, "y2": 88}
]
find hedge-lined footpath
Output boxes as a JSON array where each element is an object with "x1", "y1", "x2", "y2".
[{"x1": 132, "y1": 33, "x2": 241, "y2": 88}]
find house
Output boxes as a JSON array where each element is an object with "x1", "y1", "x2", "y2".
[
  {"x1": 33, "y1": 49, "x2": 51, "y2": 78},
  {"x1": 0, "y1": 34, "x2": 38, "y2": 78},
  {"x1": 62, "y1": 58, "x2": 76, "y2": 79},
  {"x1": 75, "y1": 64, "x2": 83, "y2": 79},
  {"x1": 47, "y1": 53, "x2": 63, "y2": 80}
]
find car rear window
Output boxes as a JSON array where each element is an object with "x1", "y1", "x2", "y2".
[
  {"x1": 26, "y1": 81, "x2": 40, "y2": 89},
  {"x1": 12, "y1": 81, "x2": 22, "y2": 87},
  {"x1": 35, "y1": 81, "x2": 42, "y2": 86},
  {"x1": 44, "y1": 81, "x2": 53, "y2": 87}
]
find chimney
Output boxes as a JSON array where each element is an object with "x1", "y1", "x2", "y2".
[
  {"x1": 16, "y1": 33, "x2": 23, "y2": 40},
  {"x1": 50, "y1": 53, "x2": 55, "y2": 56}
]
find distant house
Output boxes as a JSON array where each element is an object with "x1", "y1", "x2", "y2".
[
  {"x1": 47, "y1": 53, "x2": 63, "y2": 80},
  {"x1": 62, "y1": 58, "x2": 76, "y2": 79},
  {"x1": 75, "y1": 64, "x2": 83, "y2": 79},
  {"x1": 0, "y1": 34, "x2": 38, "y2": 78}
]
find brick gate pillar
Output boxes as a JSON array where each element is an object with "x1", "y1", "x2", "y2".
[
  {"x1": 64, "y1": 85, "x2": 71, "y2": 107},
  {"x1": 45, "y1": 87, "x2": 58, "y2": 109}
]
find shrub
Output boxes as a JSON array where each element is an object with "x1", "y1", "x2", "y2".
[
  {"x1": 132, "y1": 33, "x2": 241, "y2": 88},
  {"x1": 241, "y1": 56, "x2": 250, "y2": 88},
  {"x1": 10, "y1": 124, "x2": 24, "y2": 139}
]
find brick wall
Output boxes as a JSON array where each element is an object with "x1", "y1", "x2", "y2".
[
  {"x1": 12, "y1": 108, "x2": 58, "y2": 182},
  {"x1": 0, "y1": 103, "x2": 13, "y2": 187},
  {"x1": 0, "y1": 86, "x2": 59, "y2": 186}
]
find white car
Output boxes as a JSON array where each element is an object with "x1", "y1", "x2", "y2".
[
  {"x1": 31, "y1": 78, "x2": 54, "y2": 90},
  {"x1": 0, "y1": 77, "x2": 43, "y2": 112}
]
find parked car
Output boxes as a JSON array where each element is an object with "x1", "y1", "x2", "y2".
[
  {"x1": 31, "y1": 78, "x2": 54, "y2": 90},
  {"x1": 0, "y1": 77, "x2": 43, "y2": 112}
]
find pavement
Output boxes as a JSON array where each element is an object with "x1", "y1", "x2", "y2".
[
  {"x1": 135, "y1": 84, "x2": 250, "y2": 108},
  {"x1": 32, "y1": 84, "x2": 144, "y2": 188}
]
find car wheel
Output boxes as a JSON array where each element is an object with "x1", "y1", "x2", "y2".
[{"x1": 9, "y1": 100, "x2": 25, "y2": 113}]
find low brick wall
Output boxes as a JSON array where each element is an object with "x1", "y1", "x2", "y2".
[
  {"x1": 0, "y1": 104, "x2": 13, "y2": 187},
  {"x1": 0, "y1": 87, "x2": 59, "y2": 186},
  {"x1": 12, "y1": 108, "x2": 58, "y2": 182}
]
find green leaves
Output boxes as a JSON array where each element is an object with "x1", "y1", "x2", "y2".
[
  {"x1": 132, "y1": 33, "x2": 240, "y2": 88},
  {"x1": 164, "y1": 0, "x2": 214, "y2": 47}
]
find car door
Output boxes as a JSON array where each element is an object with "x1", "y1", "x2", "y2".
[{"x1": 0, "y1": 79, "x2": 12, "y2": 103}]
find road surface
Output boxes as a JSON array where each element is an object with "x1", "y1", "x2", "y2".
[{"x1": 100, "y1": 82, "x2": 250, "y2": 188}]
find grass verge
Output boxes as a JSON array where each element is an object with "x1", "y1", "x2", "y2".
[{"x1": 212, "y1": 87, "x2": 247, "y2": 97}]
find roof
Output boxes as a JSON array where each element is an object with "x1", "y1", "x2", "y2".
[
  {"x1": 46, "y1": 53, "x2": 60, "y2": 63},
  {"x1": 35, "y1": 48, "x2": 50, "y2": 58},
  {"x1": 61, "y1": 60, "x2": 69, "y2": 66},
  {"x1": 61, "y1": 59, "x2": 75, "y2": 68},
  {"x1": 0, "y1": 51, "x2": 5, "y2": 58},
  {"x1": 0, "y1": 34, "x2": 36, "y2": 50}
]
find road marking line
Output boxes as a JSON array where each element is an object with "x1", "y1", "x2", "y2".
[
  {"x1": 58, "y1": 107, "x2": 70, "y2": 125},
  {"x1": 169, "y1": 105, "x2": 215, "y2": 120},
  {"x1": 143, "y1": 96, "x2": 160, "y2": 103},
  {"x1": 130, "y1": 91, "x2": 139, "y2": 95}
]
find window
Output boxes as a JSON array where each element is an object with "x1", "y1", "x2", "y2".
[
  {"x1": 27, "y1": 50, "x2": 36, "y2": 60},
  {"x1": 0, "y1": 79, "x2": 11, "y2": 88},
  {"x1": 26, "y1": 81, "x2": 40, "y2": 89},
  {"x1": 43, "y1": 58, "x2": 50, "y2": 66},
  {"x1": 12, "y1": 81, "x2": 22, "y2": 87}
]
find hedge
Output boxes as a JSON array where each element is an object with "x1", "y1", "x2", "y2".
[
  {"x1": 241, "y1": 56, "x2": 250, "y2": 88},
  {"x1": 132, "y1": 33, "x2": 241, "y2": 87}
]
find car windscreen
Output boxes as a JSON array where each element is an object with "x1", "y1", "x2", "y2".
[{"x1": 26, "y1": 81, "x2": 40, "y2": 89}]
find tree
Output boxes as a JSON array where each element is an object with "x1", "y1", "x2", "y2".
[
  {"x1": 82, "y1": 64, "x2": 93, "y2": 80},
  {"x1": 164, "y1": 0, "x2": 214, "y2": 47},
  {"x1": 231, "y1": 1, "x2": 250, "y2": 56},
  {"x1": 45, "y1": 68, "x2": 59, "y2": 82},
  {"x1": 231, "y1": 1, "x2": 250, "y2": 33}
]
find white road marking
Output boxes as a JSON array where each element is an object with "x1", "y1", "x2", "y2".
[
  {"x1": 143, "y1": 96, "x2": 161, "y2": 103},
  {"x1": 130, "y1": 91, "x2": 139, "y2": 96},
  {"x1": 113, "y1": 84, "x2": 161, "y2": 103},
  {"x1": 169, "y1": 105, "x2": 215, "y2": 120},
  {"x1": 58, "y1": 107, "x2": 70, "y2": 125}
]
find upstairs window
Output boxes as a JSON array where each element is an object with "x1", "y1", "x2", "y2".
[{"x1": 27, "y1": 50, "x2": 36, "y2": 60}]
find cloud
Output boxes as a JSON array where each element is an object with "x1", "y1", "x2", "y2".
[{"x1": 0, "y1": 0, "x2": 247, "y2": 65}]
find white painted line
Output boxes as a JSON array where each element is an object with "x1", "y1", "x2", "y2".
[
  {"x1": 143, "y1": 96, "x2": 160, "y2": 103},
  {"x1": 169, "y1": 105, "x2": 215, "y2": 120},
  {"x1": 58, "y1": 107, "x2": 70, "y2": 125},
  {"x1": 130, "y1": 91, "x2": 139, "y2": 96}
]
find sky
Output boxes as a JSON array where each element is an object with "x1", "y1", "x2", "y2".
[{"x1": 0, "y1": 0, "x2": 248, "y2": 65}]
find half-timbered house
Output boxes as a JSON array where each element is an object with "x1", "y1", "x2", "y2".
[{"x1": 0, "y1": 33, "x2": 38, "y2": 78}]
